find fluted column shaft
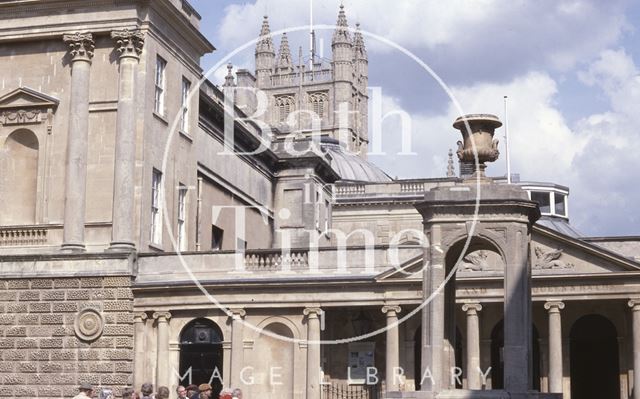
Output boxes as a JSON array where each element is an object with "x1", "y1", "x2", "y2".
[
  {"x1": 382, "y1": 305, "x2": 401, "y2": 392},
  {"x1": 305, "y1": 308, "x2": 322, "y2": 399},
  {"x1": 110, "y1": 29, "x2": 145, "y2": 251},
  {"x1": 230, "y1": 309, "x2": 246, "y2": 388},
  {"x1": 630, "y1": 300, "x2": 640, "y2": 399},
  {"x1": 62, "y1": 32, "x2": 94, "y2": 252},
  {"x1": 153, "y1": 312, "x2": 171, "y2": 388},
  {"x1": 133, "y1": 312, "x2": 148, "y2": 389},
  {"x1": 545, "y1": 301, "x2": 564, "y2": 394},
  {"x1": 463, "y1": 303, "x2": 482, "y2": 390}
]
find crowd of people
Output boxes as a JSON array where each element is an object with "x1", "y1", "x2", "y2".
[{"x1": 72, "y1": 382, "x2": 243, "y2": 399}]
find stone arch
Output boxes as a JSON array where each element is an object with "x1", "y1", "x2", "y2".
[
  {"x1": 0, "y1": 128, "x2": 39, "y2": 225},
  {"x1": 444, "y1": 234, "x2": 506, "y2": 272},
  {"x1": 178, "y1": 318, "x2": 224, "y2": 396},
  {"x1": 251, "y1": 321, "x2": 296, "y2": 399},
  {"x1": 252, "y1": 315, "x2": 301, "y2": 341},
  {"x1": 569, "y1": 314, "x2": 620, "y2": 399}
]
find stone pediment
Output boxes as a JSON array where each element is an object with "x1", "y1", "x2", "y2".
[
  {"x1": 0, "y1": 87, "x2": 59, "y2": 110},
  {"x1": 376, "y1": 254, "x2": 423, "y2": 281},
  {"x1": 531, "y1": 225, "x2": 640, "y2": 275},
  {"x1": 0, "y1": 87, "x2": 59, "y2": 126},
  {"x1": 377, "y1": 225, "x2": 640, "y2": 281}
]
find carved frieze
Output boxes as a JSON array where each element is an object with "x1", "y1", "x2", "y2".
[
  {"x1": 533, "y1": 246, "x2": 574, "y2": 270},
  {"x1": 1, "y1": 109, "x2": 41, "y2": 125},
  {"x1": 0, "y1": 87, "x2": 59, "y2": 129}
]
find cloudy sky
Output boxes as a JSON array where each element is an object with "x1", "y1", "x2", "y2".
[{"x1": 190, "y1": 0, "x2": 639, "y2": 237}]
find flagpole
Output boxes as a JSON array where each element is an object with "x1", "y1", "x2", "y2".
[
  {"x1": 309, "y1": 0, "x2": 314, "y2": 71},
  {"x1": 504, "y1": 95, "x2": 512, "y2": 184}
]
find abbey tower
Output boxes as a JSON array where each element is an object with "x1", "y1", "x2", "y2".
[{"x1": 227, "y1": 6, "x2": 370, "y2": 158}]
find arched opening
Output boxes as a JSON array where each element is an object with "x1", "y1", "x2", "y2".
[
  {"x1": 0, "y1": 129, "x2": 39, "y2": 225},
  {"x1": 252, "y1": 322, "x2": 295, "y2": 399},
  {"x1": 444, "y1": 237, "x2": 501, "y2": 390},
  {"x1": 570, "y1": 314, "x2": 620, "y2": 399},
  {"x1": 490, "y1": 320, "x2": 540, "y2": 390},
  {"x1": 179, "y1": 319, "x2": 223, "y2": 396}
]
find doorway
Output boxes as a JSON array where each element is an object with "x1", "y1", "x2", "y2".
[{"x1": 569, "y1": 314, "x2": 620, "y2": 399}]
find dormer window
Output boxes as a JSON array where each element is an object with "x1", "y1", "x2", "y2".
[
  {"x1": 531, "y1": 192, "x2": 551, "y2": 214},
  {"x1": 528, "y1": 189, "x2": 568, "y2": 218}
]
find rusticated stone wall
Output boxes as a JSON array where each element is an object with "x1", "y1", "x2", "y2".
[{"x1": 0, "y1": 275, "x2": 134, "y2": 398}]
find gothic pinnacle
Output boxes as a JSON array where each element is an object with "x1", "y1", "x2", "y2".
[
  {"x1": 256, "y1": 15, "x2": 274, "y2": 54},
  {"x1": 332, "y1": 4, "x2": 351, "y2": 45},
  {"x1": 353, "y1": 23, "x2": 366, "y2": 59},
  {"x1": 277, "y1": 32, "x2": 293, "y2": 72}
]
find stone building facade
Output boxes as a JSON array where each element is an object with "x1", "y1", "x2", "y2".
[{"x1": 0, "y1": 1, "x2": 639, "y2": 399}]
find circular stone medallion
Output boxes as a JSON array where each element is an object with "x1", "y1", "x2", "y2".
[{"x1": 74, "y1": 308, "x2": 105, "y2": 341}]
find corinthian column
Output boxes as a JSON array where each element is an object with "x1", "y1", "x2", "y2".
[
  {"x1": 544, "y1": 301, "x2": 564, "y2": 394},
  {"x1": 229, "y1": 308, "x2": 246, "y2": 388},
  {"x1": 153, "y1": 311, "x2": 172, "y2": 388},
  {"x1": 382, "y1": 305, "x2": 402, "y2": 392},
  {"x1": 61, "y1": 32, "x2": 94, "y2": 252},
  {"x1": 462, "y1": 302, "x2": 482, "y2": 390},
  {"x1": 629, "y1": 299, "x2": 640, "y2": 399},
  {"x1": 304, "y1": 307, "x2": 322, "y2": 399},
  {"x1": 109, "y1": 28, "x2": 145, "y2": 251}
]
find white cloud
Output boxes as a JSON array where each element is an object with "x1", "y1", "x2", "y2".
[
  {"x1": 370, "y1": 71, "x2": 585, "y2": 182},
  {"x1": 369, "y1": 61, "x2": 640, "y2": 236},
  {"x1": 569, "y1": 49, "x2": 640, "y2": 234},
  {"x1": 215, "y1": 0, "x2": 629, "y2": 78}
]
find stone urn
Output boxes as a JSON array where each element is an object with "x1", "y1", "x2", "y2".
[{"x1": 453, "y1": 114, "x2": 502, "y2": 181}]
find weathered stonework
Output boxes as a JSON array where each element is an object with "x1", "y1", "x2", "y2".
[{"x1": 0, "y1": 275, "x2": 133, "y2": 397}]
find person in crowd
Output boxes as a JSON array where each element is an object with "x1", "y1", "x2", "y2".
[
  {"x1": 198, "y1": 384, "x2": 213, "y2": 399},
  {"x1": 218, "y1": 388, "x2": 232, "y2": 399},
  {"x1": 73, "y1": 383, "x2": 93, "y2": 399},
  {"x1": 231, "y1": 388, "x2": 242, "y2": 399},
  {"x1": 122, "y1": 387, "x2": 135, "y2": 399},
  {"x1": 156, "y1": 386, "x2": 170, "y2": 399},
  {"x1": 176, "y1": 386, "x2": 188, "y2": 398},
  {"x1": 186, "y1": 384, "x2": 198, "y2": 398},
  {"x1": 140, "y1": 383, "x2": 154, "y2": 399}
]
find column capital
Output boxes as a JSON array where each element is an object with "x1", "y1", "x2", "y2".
[
  {"x1": 133, "y1": 312, "x2": 148, "y2": 323},
  {"x1": 152, "y1": 311, "x2": 172, "y2": 322},
  {"x1": 544, "y1": 301, "x2": 565, "y2": 313},
  {"x1": 229, "y1": 308, "x2": 246, "y2": 319},
  {"x1": 628, "y1": 299, "x2": 640, "y2": 311},
  {"x1": 303, "y1": 307, "x2": 323, "y2": 318},
  {"x1": 63, "y1": 32, "x2": 95, "y2": 62},
  {"x1": 111, "y1": 28, "x2": 145, "y2": 60},
  {"x1": 462, "y1": 302, "x2": 482, "y2": 314},
  {"x1": 381, "y1": 305, "x2": 401, "y2": 316}
]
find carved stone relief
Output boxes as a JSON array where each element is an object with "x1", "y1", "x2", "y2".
[{"x1": 533, "y1": 246, "x2": 574, "y2": 270}]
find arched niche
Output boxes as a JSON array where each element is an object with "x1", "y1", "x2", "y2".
[
  {"x1": 252, "y1": 322, "x2": 295, "y2": 399},
  {"x1": 0, "y1": 129, "x2": 39, "y2": 225}
]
